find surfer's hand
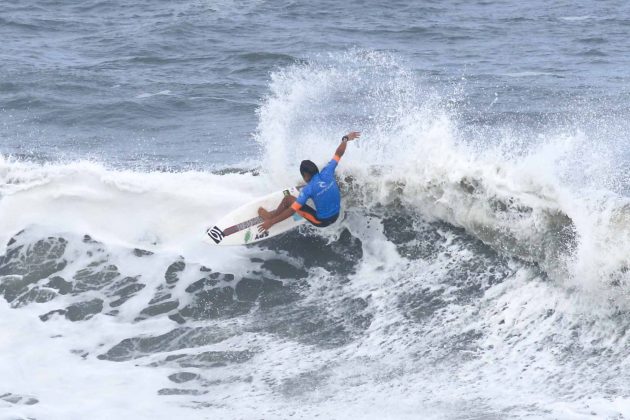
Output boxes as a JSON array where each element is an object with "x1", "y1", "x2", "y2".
[
  {"x1": 344, "y1": 131, "x2": 360, "y2": 141},
  {"x1": 259, "y1": 219, "x2": 273, "y2": 232}
]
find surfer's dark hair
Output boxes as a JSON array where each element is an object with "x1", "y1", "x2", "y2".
[{"x1": 300, "y1": 160, "x2": 319, "y2": 177}]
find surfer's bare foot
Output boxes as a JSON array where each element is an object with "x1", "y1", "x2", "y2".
[{"x1": 258, "y1": 207, "x2": 272, "y2": 220}]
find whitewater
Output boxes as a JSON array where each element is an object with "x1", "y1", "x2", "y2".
[
  {"x1": 2, "y1": 54, "x2": 630, "y2": 419},
  {"x1": 3, "y1": 1, "x2": 630, "y2": 418}
]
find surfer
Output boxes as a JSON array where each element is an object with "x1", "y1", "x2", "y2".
[{"x1": 258, "y1": 131, "x2": 361, "y2": 232}]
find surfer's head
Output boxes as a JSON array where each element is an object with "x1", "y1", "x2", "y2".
[{"x1": 300, "y1": 160, "x2": 319, "y2": 182}]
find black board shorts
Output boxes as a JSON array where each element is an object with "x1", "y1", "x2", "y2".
[{"x1": 297, "y1": 204, "x2": 339, "y2": 228}]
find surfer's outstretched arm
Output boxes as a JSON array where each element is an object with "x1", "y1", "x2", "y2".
[{"x1": 334, "y1": 131, "x2": 360, "y2": 159}]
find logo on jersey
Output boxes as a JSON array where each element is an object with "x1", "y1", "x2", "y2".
[{"x1": 318, "y1": 181, "x2": 327, "y2": 188}]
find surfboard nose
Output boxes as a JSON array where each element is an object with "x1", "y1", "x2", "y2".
[{"x1": 206, "y1": 226, "x2": 225, "y2": 244}]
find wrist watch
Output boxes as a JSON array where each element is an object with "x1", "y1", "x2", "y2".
[{"x1": 342, "y1": 135, "x2": 349, "y2": 142}]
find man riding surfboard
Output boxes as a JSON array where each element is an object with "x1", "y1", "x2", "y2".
[{"x1": 258, "y1": 131, "x2": 361, "y2": 232}]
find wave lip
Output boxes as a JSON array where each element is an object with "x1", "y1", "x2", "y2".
[{"x1": 254, "y1": 50, "x2": 630, "y2": 296}]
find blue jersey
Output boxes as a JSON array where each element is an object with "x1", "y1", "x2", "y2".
[{"x1": 295, "y1": 157, "x2": 341, "y2": 219}]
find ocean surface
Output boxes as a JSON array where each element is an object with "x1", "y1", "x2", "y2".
[{"x1": 2, "y1": 0, "x2": 630, "y2": 419}]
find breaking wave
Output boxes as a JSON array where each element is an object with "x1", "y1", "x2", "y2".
[{"x1": 2, "y1": 51, "x2": 630, "y2": 419}]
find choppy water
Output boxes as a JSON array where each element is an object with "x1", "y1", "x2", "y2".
[{"x1": 2, "y1": 1, "x2": 630, "y2": 419}]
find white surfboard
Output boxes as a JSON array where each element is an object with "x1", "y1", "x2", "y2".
[{"x1": 204, "y1": 186, "x2": 306, "y2": 246}]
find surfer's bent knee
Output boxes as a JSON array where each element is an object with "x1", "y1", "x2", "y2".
[{"x1": 282, "y1": 195, "x2": 296, "y2": 205}]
